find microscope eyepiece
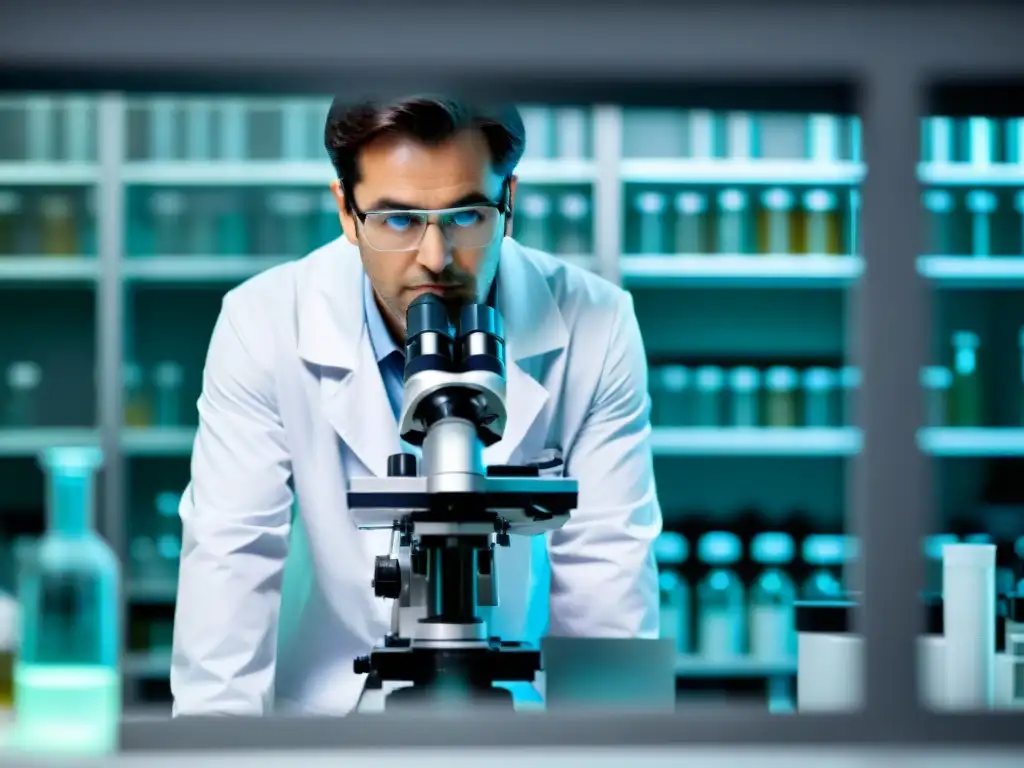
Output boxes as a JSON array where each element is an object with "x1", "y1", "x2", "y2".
[
  {"x1": 458, "y1": 304, "x2": 505, "y2": 377},
  {"x1": 404, "y1": 293, "x2": 455, "y2": 380}
]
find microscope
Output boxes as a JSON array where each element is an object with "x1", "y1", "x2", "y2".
[{"x1": 348, "y1": 293, "x2": 578, "y2": 710}]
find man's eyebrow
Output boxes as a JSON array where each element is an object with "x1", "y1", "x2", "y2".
[{"x1": 363, "y1": 191, "x2": 498, "y2": 212}]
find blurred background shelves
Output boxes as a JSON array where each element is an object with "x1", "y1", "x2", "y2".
[
  {"x1": 918, "y1": 256, "x2": 1024, "y2": 288},
  {"x1": 621, "y1": 254, "x2": 863, "y2": 288},
  {"x1": 650, "y1": 427, "x2": 861, "y2": 457},
  {"x1": 918, "y1": 162, "x2": 1024, "y2": 187},
  {"x1": 0, "y1": 162, "x2": 98, "y2": 186},
  {"x1": 0, "y1": 256, "x2": 99, "y2": 283},
  {"x1": 0, "y1": 428, "x2": 99, "y2": 457},
  {"x1": 919, "y1": 427, "x2": 1024, "y2": 457},
  {"x1": 121, "y1": 427, "x2": 195, "y2": 457},
  {"x1": 121, "y1": 255, "x2": 293, "y2": 283},
  {"x1": 620, "y1": 159, "x2": 864, "y2": 186}
]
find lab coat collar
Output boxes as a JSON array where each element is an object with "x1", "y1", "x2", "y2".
[{"x1": 297, "y1": 237, "x2": 568, "y2": 475}]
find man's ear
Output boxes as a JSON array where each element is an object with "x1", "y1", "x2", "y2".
[
  {"x1": 504, "y1": 175, "x2": 518, "y2": 238},
  {"x1": 331, "y1": 180, "x2": 359, "y2": 246}
]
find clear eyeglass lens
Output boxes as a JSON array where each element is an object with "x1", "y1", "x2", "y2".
[{"x1": 363, "y1": 206, "x2": 500, "y2": 251}]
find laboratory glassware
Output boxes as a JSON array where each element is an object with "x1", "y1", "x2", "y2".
[
  {"x1": 123, "y1": 362, "x2": 151, "y2": 428},
  {"x1": 553, "y1": 108, "x2": 589, "y2": 159},
  {"x1": 716, "y1": 189, "x2": 748, "y2": 254},
  {"x1": 921, "y1": 366, "x2": 953, "y2": 428},
  {"x1": 728, "y1": 366, "x2": 761, "y2": 427},
  {"x1": 749, "y1": 532, "x2": 798, "y2": 661},
  {"x1": 16, "y1": 446, "x2": 120, "y2": 755},
  {"x1": 184, "y1": 99, "x2": 213, "y2": 161},
  {"x1": 149, "y1": 191, "x2": 186, "y2": 255},
  {"x1": 556, "y1": 193, "x2": 590, "y2": 254},
  {"x1": 63, "y1": 97, "x2": 93, "y2": 164},
  {"x1": 688, "y1": 110, "x2": 716, "y2": 158},
  {"x1": 965, "y1": 190, "x2": 997, "y2": 257},
  {"x1": 673, "y1": 191, "x2": 707, "y2": 253},
  {"x1": 621, "y1": 109, "x2": 689, "y2": 158},
  {"x1": 39, "y1": 195, "x2": 78, "y2": 256},
  {"x1": 758, "y1": 188, "x2": 795, "y2": 255},
  {"x1": 267, "y1": 191, "x2": 314, "y2": 256},
  {"x1": 696, "y1": 531, "x2": 745, "y2": 660},
  {"x1": 802, "y1": 367, "x2": 837, "y2": 428},
  {"x1": 25, "y1": 97, "x2": 55, "y2": 162},
  {"x1": 764, "y1": 366, "x2": 799, "y2": 428},
  {"x1": 1019, "y1": 327, "x2": 1024, "y2": 427},
  {"x1": 184, "y1": 192, "x2": 220, "y2": 256},
  {"x1": 1016, "y1": 192, "x2": 1024, "y2": 256},
  {"x1": 923, "y1": 190, "x2": 955, "y2": 256},
  {"x1": 950, "y1": 331, "x2": 982, "y2": 427},
  {"x1": 967, "y1": 117, "x2": 996, "y2": 168},
  {"x1": 516, "y1": 192, "x2": 552, "y2": 252},
  {"x1": 725, "y1": 112, "x2": 754, "y2": 160},
  {"x1": 634, "y1": 191, "x2": 668, "y2": 255},
  {"x1": 800, "y1": 535, "x2": 849, "y2": 600},
  {"x1": 839, "y1": 366, "x2": 861, "y2": 426},
  {"x1": 0, "y1": 190, "x2": 22, "y2": 254},
  {"x1": 147, "y1": 98, "x2": 178, "y2": 161},
  {"x1": 655, "y1": 532, "x2": 690, "y2": 654},
  {"x1": 693, "y1": 366, "x2": 725, "y2": 427},
  {"x1": 518, "y1": 107, "x2": 554, "y2": 159},
  {"x1": 924, "y1": 533, "x2": 959, "y2": 594},
  {"x1": 152, "y1": 361, "x2": 184, "y2": 427},
  {"x1": 655, "y1": 365, "x2": 690, "y2": 427},
  {"x1": 809, "y1": 114, "x2": 840, "y2": 164},
  {"x1": 4, "y1": 361, "x2": 42, "y2": 428},
  {"x1": 803, "y1": 189, "x2": 840, "y2": 255}
]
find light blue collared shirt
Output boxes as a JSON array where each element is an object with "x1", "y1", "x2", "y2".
[{"x1": 363, "y1": 276, "x2": 406, "y2": 420}]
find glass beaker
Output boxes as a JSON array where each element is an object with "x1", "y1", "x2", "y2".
[
  {"x1": 950, "y1": 331, "x2": 983, "y2": 427},
  {"x1": 15, "y1": 446, "x2": 120, "y2": 755},
  {"x1": 4, "y1": 361, "x2": 42, "y2": 427},
  {"x1": 152, "y1": 361, "x2": 184, "y2": 427}
]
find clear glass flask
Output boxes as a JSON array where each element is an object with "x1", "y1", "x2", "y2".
[
  {"x1": 748, "y1": 532, "x2": 797, "y2": 661},
  {"x1": 696, "y1": 531, "x2": 745, "y2": 660},
  {"x1": 15, "y1": 446, "x2": 120, "y2": 755},
  {"x1": 654, "y1": 532, "x2": 690, "y2": 654}
]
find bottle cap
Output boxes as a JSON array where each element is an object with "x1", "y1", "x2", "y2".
[
  {"x1": 153, "y1": 361, "x2": 184, "y2": 387},
  {"x1": 674, "y1": 192, "x2": 707, "y2": 215},
  {"x1": 965, "y1": 190, "x2": 998, "y2": 214},
  {"x1": 951, "y1": 331, "x2": 980, "y2": 349},
  {"x1": 695, "y1": 366, "x2": 725, "y2": 391},
  {"x1": 920, "y1": 366, "x2": 952, "y2": 390},
  {"x1": 922, "y1": 190, "x2": 954, "y2": 213},
  {"x1": 654, "y1": 532, "x2": 689, "y2": 565},
  {"x1": 660, "y1": 365, "x2": 689, "y2": 392},
  {"x1": 6, "y1": 361, "x2": 41, "y2": 390},
  {"x1": 802, "y1": 534, "x2": 846, "y2": 566},
  {"x1": 155, "y1": 491, "x2": 181, "y2": 517},
  {"x1": 802, "y1": 367, "x2": 837, "y2": 391},
  {"x1": 752, "y1": 532, "x2": 795, "y2": 564},
  {"x1": 0, "y1": 191, "x2": 22, "y2": 214},
  {"x1": 658, "y1": 570, "x2": 681, "y2": 592},
  {"x1": 698, "y1": 531, "x2": 741, "y2": 565},
  {"x1": 520, "y1": 193, "x2": 551, "y2": 219},
  {"x1": 839, "y1": 366, "x2": 861, "y2": 389},
  {"x1": 761, "y1": 188, "x2": 794, "y2": 211},
  {"x1": 150, "y1": 191, "x2": 186, "y2": 217},
  {"x1": 717, "y1": 189, "x2": 747, "y2": 212},
  {"x1": 38, "y1": 445, "x2": 104, "y2": 475},
  {"x1": 635, "y1": 191, "x2": 667, "y2": 215},
  {"x1": 803, "y1": 189, "x2": 836, "y2": 212},
  {"x1": 728, "y1": 366, "x2": 761, "y2": 391},
  {"x1": 765, "y1": 366, "x2": 798, "y2": 391},
  {"x1": 558, "y1": 193, "x2": 589, "y2": 220},
  {"x1": 40, "y1": 195, "x2": 73, "y2": 218}
]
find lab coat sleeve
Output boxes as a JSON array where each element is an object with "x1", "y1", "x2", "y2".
[
  {"x1": 171, "y1": 294, "x2": 293, "y2": 716},
  {"x1": 548, "y1": 289, "x2": 662, "y2": 638}
]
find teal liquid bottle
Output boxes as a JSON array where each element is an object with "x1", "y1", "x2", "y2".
[{"x1": 15, "y1": 446, "x2": 120, "y2": 755}]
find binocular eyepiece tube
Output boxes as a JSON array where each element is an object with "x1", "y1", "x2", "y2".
[{"x1": 403, "y1": 294, "x2": 505, "y2": 379}]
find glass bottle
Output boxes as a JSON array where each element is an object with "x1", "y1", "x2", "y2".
[
  {"x1": 673, "y1": 191, "x2": 707, "y2": 254},
  {"x1": 764, "y1": 366, "x2": 799, "y2": 428},
  {"x1": 748, "y1": 532, "x2": 797, "y2": 661},
  {"x1": 516, "y1": 192, "x2": 552, "y2": 252},
  {"x1": 802, "y1": 189, "x2": 840, "y2": 255},
  {"x1": 4, "y1": 361, "x2": 42, "y2": 427},
  {"x1": 693, "y1": 366, "x2": 724, "y2": 427},
  {"x1": 799, "y1": 535, "x2": 846, "y2": 600},
  {"x1": 15, "y1": 446, "x2": 120, "y2": 755},
  {"x1": 923, "y1": 534, "x2": 959, "y2": 594},
  {"x1": 950, "y1": 331, "x2": 982, "y2": 427},
  {"x1": 696, "y1": 531, "x2": 745, "y2": 660},
  {"x1": 0, "y1": 190, "x2": 22, "y2": 255},
  {"x1": 635, "y1": 191, "x2": 668, "y2": 255},
  {"x1": 923, "y1": 190, "x2": 955, "y2": 256},
  {"x1": 656, "y1": 365, "x2": 690, "y2": 427},
  {"x1": 0, "y1": 585, "x2": 14, "y2": 712},
  {"x1": 716, "y1": 189, "x2": 748, "y2": 254},
  {"x1": 556, "y1": 192, "x2": 590, "y2": 255},
  {"x1": 758, "y1": 188, "x2": 795, "y2": 255},
  {"x1": 654, "y1": 532, "x2": 690, "y2": 654},
  {"x1": 39, "y1": 194, "x2": 78, "y2": 257},
  {"x1": 802, "y1": 367, "x2": 837, "y2": 428},
  {"x1": 152, "y1": 361, "x2": 184, "y2": 427},
  {"x1": 965, "y1": 190, "x2": 997, "y2": 258},
  {"x1": 123, "y1": 362, "x2": 151, "y2": 428},
  {"x1": 1015, "y1": 192, "x2": 1024, "y2": 257},
  {"x1": 1019, "y1": 327, "x2": 1024, "y2": 427},
  {"x1": 267, "y1": 191, "x2": 314, "y2": 257},
  {"x1": 921, "y1": 366, "x2": 952, "y2": 428},
  {"x1": 839, "y1": 366, "x2": 861, "y2": 427},
  {"x1": 728, "y1": 366, "x2": 761, "y2": 427},
  {"x1": 149, "y1": 191, "x2": 186, "y2": 255}
]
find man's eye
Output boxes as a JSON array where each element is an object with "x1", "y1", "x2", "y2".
[
  {"x1": 383, "y1": 214, "x2": 415, "y2": 231},
  {"x1": 451, "y1": 210, "x2": 483, "y2": 227}
]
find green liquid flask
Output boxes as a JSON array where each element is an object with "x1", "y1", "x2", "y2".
[
  {"x1": 950, "y1": 331, "x2": 983, "y2": 427},
  {"x1": 15, "y1": 446, "x2": 120, "y2": 756}
]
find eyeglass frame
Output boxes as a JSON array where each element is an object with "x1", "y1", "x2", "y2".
[{"x1": 340, "y1": 178, "x2": 513, "y2": 253}]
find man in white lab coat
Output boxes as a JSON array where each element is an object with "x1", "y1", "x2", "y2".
[{"x1": 170, "y1": 95, "x2": 662, "y2": 716}]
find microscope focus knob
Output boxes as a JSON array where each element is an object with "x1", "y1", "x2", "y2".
[
  {"x1": 373, "y1": 555, "x2": 402, "y2": 599},
  {"x1": 387, "y1": 452, "x2": 418, "y2": 478}
]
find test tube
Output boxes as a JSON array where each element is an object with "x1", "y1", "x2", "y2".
[
  {"x1": 921, "y1": 366, "x2": 953, "y2": 427},
  {"x1": 802, "y1": 367, "x2": 837, "y2": 427},
  {"x1": 39, "y1": 194, "x2": 78, "y2": 256},
  {"x1": 693, "y1": 366, "x2": 725, "y2": 427},
  {"x1": 943, "y1": 543, "x2": 996, "y2": 710},
  {"x1": 728, "y1": 366, "x2": 761, "y2": 428},
  {"x1": 673, "y1": 191, "x2": 707, "y2": 254},
  {"x1": 518, "y1": 107, "x2": 554, "y2": 159},
  {"x1": 556, "y1": 193, "x2": 590, "y2": 254},
  {"x1": 553, "y1": 107, "x2": 589, "y2": 159},
  {"x1": 965, "y1": 190, "x2": 998, "y2": 258},
  {"x1": 759, "y1": 188, "x2": 795, "y2": 255},
  {"x1": 635, "y1": 191, "x2": 668, "y2": 254},
  {"x1": 184, "y1": 99, "x2": 213, "y2": 162},
  {"x1": 764, "y1": 366, "x2": 799, "y2": 428},
  {"x1": 803, "y1": 189, "x2": 839, "y2": 255},
  {"x1": 950, "y1": 331, "x2": 983, "y2": 427},
  {"x1": 152, "y1": 362, "x2": 184, "y2": 427},
  {"x1": 716, "y1": 189, "x2": 748, "y2": 254},
  {"x1": 516, "y1": 192, "x2": 552, "y2": 251},
  {"x1": 149, "y1": 191, "x2": 186, "y2": 255},
  {"x1": 656, "y1": 365, "x2": 690, "y2": 427},
  {"x1": 4, "y1": 362, "x2": 42, "y2": 427},
  {"x1": 0, "y1": 191, "x2": 22, "y2": 254},
  {"x1": 923, "y1": 190, "x2": 956, "y2": 256}
]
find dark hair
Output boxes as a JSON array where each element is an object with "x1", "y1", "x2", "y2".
[{"x1": 324, "y1": 95, "x2": 525, "y2": 210}]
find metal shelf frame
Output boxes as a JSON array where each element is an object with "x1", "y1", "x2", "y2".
[{"x1": 2, "y1": 0, "x2": 1024, "y2": 751}]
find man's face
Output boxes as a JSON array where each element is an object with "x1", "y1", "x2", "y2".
[{"x1": 332, "y1": 128, "x2": 517, "y2": 339}]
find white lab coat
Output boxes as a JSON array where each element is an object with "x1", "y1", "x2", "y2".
[{"x1": 170, "y1": 236, "x2": 662, "y2": 716}]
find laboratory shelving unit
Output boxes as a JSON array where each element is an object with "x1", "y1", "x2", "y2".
[{"x1": 3, "y1": 94, "x2": 1024, "y2": 701}]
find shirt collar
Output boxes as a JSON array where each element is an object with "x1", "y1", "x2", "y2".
[{"x1": 363, "y1": 275, "x2": 401, "y2": 364}]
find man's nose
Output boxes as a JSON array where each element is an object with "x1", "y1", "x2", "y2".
[{"x1": 416, "y1": 223, "x2": 452, "y2": 274}]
